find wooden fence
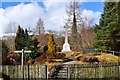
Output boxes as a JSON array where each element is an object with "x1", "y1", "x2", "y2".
[
  {"x1": 86, "y1": 49, "x2": 120, "y2": 56},
  {"x1": 1, "y1": 62, "x2": 120, "y2": 79},
  {"x1": 67, "y1": 62, "x2": 119, "y2": 79},
  {"x1": 2, "y1": 65, "x2": 47, "y2": 79}
]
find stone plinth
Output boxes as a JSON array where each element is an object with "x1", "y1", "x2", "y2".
[
  {"x1": 62, "y1": 23, "x2": 71, "y2": 52},
  {"x1": 62, "y1": 42, "x2": 71, "y2": 52}
]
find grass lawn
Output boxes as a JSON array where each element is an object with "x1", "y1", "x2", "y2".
[{"x1": 96, "y1": 53, "x2": 119, "y2": 62}]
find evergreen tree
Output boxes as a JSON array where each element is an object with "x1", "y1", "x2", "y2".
[
  {"x1": 31, "y1": 38, "x2": 40, "y2": 58},
  {"x1": 25, "y1": 29, "x2": 29, "y2": 38},
  {"x1": 15, "y1": 26, "x2": 31, "y2": 50},
  {"x1": 48, "y1": 34, "x2": 56, "y2": 53},
  {"x1": 15, "y1": 26, "x2": 41, "y2": 60},
  {"x1": 25, "y1": 38, "x2": 40, "y2": 59},
  {"x1": 24, "y1": 29, "x2": 30, "y2": 48},
  {"x1": 15, "y1": 25, "x2": 24, "y2": 50},
  {"x1": 94, "y1": 2, "x2": 120, "y2": 51}
]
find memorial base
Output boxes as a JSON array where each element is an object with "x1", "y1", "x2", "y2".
[{"x1": 62, "y1": 42, "x2": 71, "y2": 52}]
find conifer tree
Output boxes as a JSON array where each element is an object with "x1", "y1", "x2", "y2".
[
  {"x1": 94, "y1": 2, "x2": 120, "y2": 51},
  {"x1": 48, "y1": 34, "x2": 56, "y2": 53},
  {"x1": 24, "y1": 29, "x2": 30, "y2": 48},
  {"x1": 15, "y1": 26, "x2": 41, "y2": 59},
  {"x1": 25, "y1": 29, "x2": 29, "y2": 38},
  {"x1": 25, "y1": 38, "x2": 40, "y2": 59},
  {"x1": 15, "y1": 25, "x2": 24, "y2": 50}
]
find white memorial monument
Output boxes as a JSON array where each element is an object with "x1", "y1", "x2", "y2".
[{"x1": 62, "y1": 23, "x2": 71, "y2": 52}]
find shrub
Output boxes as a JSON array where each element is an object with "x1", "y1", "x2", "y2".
[{"x1": 48, "y1": 34, "x2": 57, "y2": 53}]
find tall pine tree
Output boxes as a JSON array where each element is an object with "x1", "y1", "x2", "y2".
[
  {"x1": 15, "y1": 25, "x2": 25, "y2": 50},
  {"x1": 94, "y1": 2, "x2": 120, "y2": 51}
]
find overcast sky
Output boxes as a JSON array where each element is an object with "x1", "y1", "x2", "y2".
[{"x1": 0, "y1": 0, "x2": 104, "y2": 36}]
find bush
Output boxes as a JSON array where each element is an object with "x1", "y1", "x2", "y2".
[{"x1": 48, "y1": 34, "x2": 57, "y2": 53}]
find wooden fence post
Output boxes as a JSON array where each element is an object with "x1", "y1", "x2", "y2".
[
  {"x1": 0, "y1": 65, "x2": 2, "y2": 77},
  {"x1": 6, "y1": 66, "x2": 8, "y2": 76},
  {"x1": 67, "y1": 65, "x2": 70, "y2": 79},
  {"x1": 39, "y1": 65, "x2": 41, "y2": 78},
  {"x1": 117, "y1": 61, "x2": 119, "y2": 78},
  {"x1": 113, "y1": 51, "x2": 114, "y2": 55},
  {"x1": 28, "y1": 64, "x2": 30, "y2": 80},
  {"x1": 45, "y1": 65, "x2": 48, "y2": 80}
]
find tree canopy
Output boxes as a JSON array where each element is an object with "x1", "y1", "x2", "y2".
[
  {"x1": 15, "y1": 25, "x2": 41, "y2": 60},
  {"x1": 94, "y1": 2, "x2": 120, "y2": 51}
]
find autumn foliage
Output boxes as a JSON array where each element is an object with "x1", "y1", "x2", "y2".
[{"x1": 48, "y1": 34, "x2": 57, "y2": 53}]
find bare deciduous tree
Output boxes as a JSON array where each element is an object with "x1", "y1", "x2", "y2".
[
  {"x1": 66, "y1": 0, "x2": 83, "y2": 52},
  {"x1": 35, "y1": 18, "x2": 45, "y2": 35},
  {"x1": 80, "y1": 15, "x2": 95, "y2": 49},
  {"x1": 5, "y1": 21, "x2": 17, "y2": 36},
  {"x1": 65, "y1": 0, "x2": 96, "y2": 52}
]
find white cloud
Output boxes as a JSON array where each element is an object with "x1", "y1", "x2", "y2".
[
  {"x1": 5, "y1": 3, "x2": 44, "y2": 28},
  {"x1": 0, "y1": 2, "x2": 102, "y2": 36},
  {"x1": 0, "y1": 2, "x2": 44, "y2": 36},
  {"x1": 82, "y1": 9, "x2": 102, "y2": 26},
  {"x1": 0, "y1": 9, "x2": 10, "y2": 35},
  {"x1": 42, "y1": 1, "x2": 68, "y2": 31}
]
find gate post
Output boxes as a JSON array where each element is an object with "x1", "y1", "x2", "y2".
[
  {"x1": 45, "y1": 65, "x2": 48, "y2": 80},
  {"x1": 28, "y1": 64, "x2": 30, "y2": 80},
  {"x1": 67, "y1": 65, "x2": 70, "y2": 79},
  {"x1": 113, "y1": 51, "x2": 114, "y2": 55}
]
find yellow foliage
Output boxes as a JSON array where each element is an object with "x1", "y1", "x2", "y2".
[
  {"x1": 48, "y1": 34, "x2": 57, "y2": 53},
  {"x1": 96, "y1": 53, "x2": 119, "y2": 62}
]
